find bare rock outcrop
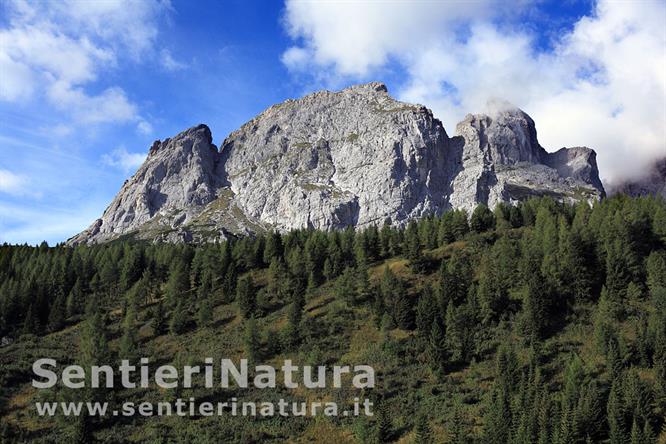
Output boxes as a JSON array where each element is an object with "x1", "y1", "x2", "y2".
[{"x1": 68, "y1": 83, "x2": 605, "y2": 245}]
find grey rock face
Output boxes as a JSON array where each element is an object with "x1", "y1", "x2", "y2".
[
  {"x1": 448, "y1": 108, "x2": 604, "y2": 214},
  {"x1": 68, "y1": 124, "x2": 223, "y2": 244},
  {"x1": 68, "y1": 82, "x2": 605, "y2": 245}
]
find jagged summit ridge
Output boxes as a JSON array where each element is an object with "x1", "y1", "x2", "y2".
[{"x1": 68, "y1": 82, "x2": 604, "y2": 244}]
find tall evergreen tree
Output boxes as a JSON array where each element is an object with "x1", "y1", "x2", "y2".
[
  {"x1": 151, "y1": 300, "x2": 167, "y2": 336},
  {"x1": 169, "y1": 300, "x2": 188, "y2": 335},
  {"x1": 607, "y1": 378, "x2": 627, "y2": 444},
  {"x1": 374, "y1": 403, "x2": 392, "y2": 444},
  {"x1": 236, "y1": 276, "x2": 256, "y2": 319},
  {"x1": 414, "y1": 412, "x2": 432, "y2": 444},
  {"x1": 428, "y1": 318, "x2": 446, "y2": 375},
  {"x1": 470, "y1": 204, "x2": 496, "y2": 233},
  {"x1": 244, "y1": 317, "x2": 261, "y2": 365},
  {"x1": 47, "y1": 291, "x2": 66, "y2": 332}
]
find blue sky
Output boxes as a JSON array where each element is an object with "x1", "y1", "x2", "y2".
[{"x1": 1, "y1": 0, "x2": 664, "y2": 245}]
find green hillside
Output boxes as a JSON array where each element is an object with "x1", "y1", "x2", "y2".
[{"x1": 1, "y1": 195, "x2": 665, "y2": 443}]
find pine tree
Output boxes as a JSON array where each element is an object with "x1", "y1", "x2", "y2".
[
  {"x1": 438, "y1": 252, "x2": 472, "y2": 308},
  {"x1": 630, "y1": 418, "x2": 643, "y2": 444},
  {"x1": 415, "y1": 285, "x2": 438, "y2": 339},
  {"x1": 284, "y1": 279, "x2": 305, "y2": 348},
  {"x1": 562, "y1": 354, "x2": 584, "y2": 409},
  {"x1": 379, "y1": 222, "x2": 392, "y2": 258},
  {"x1": 646, "y1": 250, "x2": 666, "y2": 292},
  {"x1": 47, "y1": 291, "x2": 66, "y2": 332},
  {"x1": 521, "y1": 279, "x2": 547, "y2": 341},
  {"x1": 380, "y1": 266, "x2": 412, "y2": 328},
  {"x1": 354, "y1": 265, "x2": 372, "y2": 303},
  {"x1": 642, "y1": 419, "x2": 655, "y2": 444},
  {"x1": 169, "y1": 300, "x2": 188, "y2": 335},
  {"x1": 197, "y1": 268, "x2": 214, "y2": 301},
  {"x1": 118, "y1": 303, "x2": 139, "y2": 361},
  {"x1": 605, "y1": 239, "x2": 631, "y2": 303},
  {"x1": 305, "y1": 232, "x2": 328, "y2": 285},
  {"x1": 519, "y1": 233, "x2": 549, "y2": 340},
  {"x1": 607, "y1": 378, "x2": 627, "y2": 444},
  {"x1": 595, "y1": 287, "x2": 621, "y2": 355},
  {"x1": 477, "y1": 236, "x2": 517, "y2": 323},
  {"x1": 495, "y1": 341, "x2": 519, "y2": 388},
  {"x1": 79, "y1": 299, "x2": 110, "y2": 369},
  {"x1": 537, "y1": 391, "x2": 552, "y2": 444},
  {"x1": 373, "y1": 289, "x2": 385, "y2": 329},
  {"x1": 244, "y1": 317, "x2": 261, "y2": 365},
  {"x1": 336, "y1": 267, "x2": 357, "y2": 305},
  {"x1": 267, "y1": 257, "x2": 289, "y2": 300},
  {"x1": 451, "y1": 209, "x2": 469, "y2": 240},
  {"x1": 263, "y1": 231, "x2": 283, "y2": 264},
  {"x1": 151, "y1": 301, "x2": 167, "y2": 336},
  {"x1": 484, "y1": 383, "x2": 512, "y2": 444},
  {"x1": 438, "y1": 211, "x2": 456, "y2": 245},
  {"x1": 21, "y1": 303, "x2": 38, "y2": 335},
  {"x1": 428, "y1": 318, "x2": 446, "y2": 375},
  {"x1": 557, "y1": 402, "x2": 574, "y2": 444},
  {"x1": 236, "y1": 276, "x2": 256, "y2": 318},
  {"x1": 197, "y1": 295, "x2": 213, "y2": 328},
  {"x1": 166, "y1": 259, "x2": 189, "y2": 307},
  {"x1": 66, "y1": 278, "x2": 84, "y2": 317},
  {"x1": 414, "y1": 412, "x2": 432, "y2": 444},
  {"x1": 405, "y1": 220, "x2": 426, "y2": 271},
  {"x1": 470, "y1": 204, "x2": 496, "y2": 233},
  {"x1": 449, "y1": 401, "x2": 468, "y2": 444},
  {"x1": 494, "y1": 202, "x2": 512, "y2": 231},
  {"x1": 445, "y1": 301, "x2": 464, "y2": 362},
  {"x1": 394, "y1": 292, "x2": 413, "y2": 330},
  {"x1": 574, "y1": 381, "x2": 605, "y2": 441},
  {"x1": 374, "y1": 403, "x2": 392, "y2": 444},
  {"x1": 606, "y1": 335, "x2": 624, "y2": 381}
]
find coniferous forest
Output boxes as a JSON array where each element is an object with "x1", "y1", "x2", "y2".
[{"x1": 1, "y1": 195, "x2": 665, "y2": 443}]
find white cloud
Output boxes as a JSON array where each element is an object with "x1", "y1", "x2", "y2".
[
  {"x1": 282, "y1": 0, "x2": 505, "y2": 76},
  {"x1": 0, "y1": 0, "x2": 168, "y2": 128},
  {"x1": 0, "y1": 169, "x2": 41, "y2": 198},
  {"x1": 281, "y1": 0, "x2": 666, "y2": 182},
  {"x1": 137, "y1": 119, "x2": 154, "y2": 135},
  {"x1": 102, "y1": 146, "x2": 147, "y2": 172},
  {"x1": 50, "y1": 124, "x2": 73, "y2": 138},
  {"x1": 281, "y1": 46, "x2": 309, "y2": 70},
  {"x1": 160, "y1": 48, "x2": 186, "y2": 71},
  {"x1": 0, "y1": 169, "x2": 28, "y2": 196},
  {"x1": 46, "y1": 0, "x2": 169, "y2": 59},
  {"x1": 0, "y1": 50, "x2": 35, "y2": 100}
]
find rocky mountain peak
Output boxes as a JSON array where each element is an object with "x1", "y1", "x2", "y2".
[
  {"x1": 455, "y1": 106, "x2": 541, "y2": 165},
  {"x1": 68, "y1": 82, "x2": 605, "y2": 245},
  {"x1": 342, "y1": 81, "x2": 389, "y2": 94}
]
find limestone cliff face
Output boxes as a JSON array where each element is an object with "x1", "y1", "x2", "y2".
[
  {"x1": 449, "y1": 108, "x2": 604, "y2": 214},
  {"x1": 68, "y1": 82, "x2": 605, "y2": 245},
  {"x1": 68, "y1": 125, "x2": 223, "y2": 244}
]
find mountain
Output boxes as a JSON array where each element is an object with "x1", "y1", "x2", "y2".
[
  {"x1": 609, "y1": 156, "x2": 666, "y2": 198},
  {"x1": 68, "y1": 82, "x2": 604, "y2": 245}
]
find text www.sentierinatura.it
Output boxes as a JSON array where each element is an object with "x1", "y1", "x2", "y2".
[{"x1": 35, "y1": 397, "x2": 374, "y2": 417}]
